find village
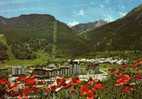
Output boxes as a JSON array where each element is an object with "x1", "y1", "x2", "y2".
[{"x1": 0, "y1": 58, "x2": 127, "y2": 97}]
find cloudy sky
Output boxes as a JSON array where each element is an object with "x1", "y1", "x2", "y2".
[{"x1": 0, "y1": 0, "x2": 142, "y2": 26}]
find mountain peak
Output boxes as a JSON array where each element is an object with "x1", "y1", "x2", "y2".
[
  {"x1": 126, "y1": 4, "x2": 142, "y2": 19},
  {"x1": 72, "y1": 20, "x2": 107, "y2": 33}
]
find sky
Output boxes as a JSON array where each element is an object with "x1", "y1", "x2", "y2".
[{"x1": 0, "y1": 0, "x2": 142, "y2": 26}]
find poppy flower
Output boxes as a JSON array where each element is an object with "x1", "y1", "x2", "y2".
[
  {"x1": 8, "y1": 82, "x2": 19, "y2": 89},
  {"x1": 121, "y1": 64, "x2": 129, "y2": 68},
  {"x1": 131, "y1": 59, "x2": 142, "y2": 68},
  {"x1": 63, "y1": 79, "x2": 72, "y2": 89},
  {"x1": 122, "y1": 86, "x2": 133, "y2": 94},
  {"x1": 50, "y1": 85, "x2": 57, "y2": 92},
  {"x1": 72, "y1": 77, "x2": 81, "y2": 85},
  {"x1": 25, "y1": 77, "x2": 36, "y2": 86},
  {"x1": 80, "y1": 85, "x2": 89, "y2": 96},
  {"x1": 115, "y1": 74, "x2": 131, "y2": 86},
  {"x1": 17, "y1": 95, "x2": 22, "y2": 99},
  {"x1": 0, "y1": 78, "x2": 8, "y2": 85},
  {"x1": 92, "y1": 82, "x2": 104, "y2": 91},
  {"x1": 86, "y1": 90, "x2": 94, "y2": 99},
  {"x1": 87, "y1": 77, "x2": 96, "y2": 86},
  {"x1": 22, "y1": 87, "x2": 32, "y2": 96},
  {"x1": 56, "y1": 77, "x2": 65, "y2": 86},
  {"x1": 135, "y1": 73, "x2": 142, "y2": 80},
  {"x1": 87, "y1": 96, "x2": 95, "y2": 99},
  {"x1": 16, "y1": 75, "x2": 27, "y2": 81},
  {"x1": 109, "y1": 68, "x2": 122, "y2": 77}
]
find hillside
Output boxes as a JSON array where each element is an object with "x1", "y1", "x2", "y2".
[
  {"x1": 0, "y1": 34, "x2": 8, "y2": 62},
  {"x1": 0, "y1": 14, "x2": 88, "y2": 59},
  {"x1": 82, "y1": 4, "x2": 142, "y2": 51},
  {"x1": 72, "y1": 20, "x2": 107, "y2": 33}
]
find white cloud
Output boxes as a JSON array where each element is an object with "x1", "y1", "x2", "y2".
[
  {"x1": 104, "y1": 15, "x2": 115, "y2": 22},
  {"x1": 119, "y1": 12, "x2": 127, "y2": 17},
  {"x1": 73, "y1": 9, "x2": 85, "y2": 17},
  {"x1": 78, "y1": 9, "x2": 85, "y2": 16},
  {"x1": 68, "y1": 21, "x2": 79, "y2": 27}
]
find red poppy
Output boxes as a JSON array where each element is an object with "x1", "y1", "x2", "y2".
[
  {"x1": 87, "y1": 77, "x2": 96, "y2": 86},
  {"x1": 63, "y1": 81, "x2": 72, "y2": 89},
  {"x1": 17, "y1": 95, "x2": 22, "y2": 99},
  {"x1": 50, "y1": 85, "x2": 57, "y2": 92},
  {"x1": 87, "y1": 96, "x2": 95, "y2": 99},
  {"x1": 121, "y1": 64, "x2": 129, "y2": 68},
  {"x1": 131, "y1": 63, "x2": 138, "y2": 68},
  {"x1": 72, "y1": 77, "x2": 81, "y2": 85},
  {"x1": 80, "y1": 85, "x2": 89, "y2": 96},
  {"x1": 131, "y1": 59, "x2": 142, "y2": 68},
  {"x1": 86, "y1": 90, "x2": 94, "y2": 99},
  {"x1": 115, "y1": 74, "x2": 131, "y2": 86},
  {"x1": 22, "y1": 87, "x2": 33, "y2": 96},
  {"x1": 92, "y1": 82, "x2": 104, "y2": 91},
  {"x1": 109, "y1": 68, "x2": 122, "y2": 77},
  {"x1": 134, "y1": 59, "x2": 142, "y2": 64},
  {"x1": 0, "y1": 78, "x2": 8, "y2": 85},
  {"x1": 16, "y1": 75, "x2": 27, "y2": 81},
  {"x1": 25, "y1": 77, "x2": 36, "y2": 86},
  {"x1": 122, "y1": 86, "x2": 133, "y2": 94},
  {"x1": 8, "y1": 82, "x2": 19, "y2": 89},
  {"x1": 135, "y1": 73, "x2": 142, "y2": 80},
  {"x1": 56, "y1": 77, "x2": 65, "y2": 86}
]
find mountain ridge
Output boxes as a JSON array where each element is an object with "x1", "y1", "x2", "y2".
[
  {"x1": 82, "y1": 4, "x2": 142, "y2": 51},
  {"x1": 72, "y1": 20, "x2": 107, "y2": 33},
  {"x1": 0, "y1": 14, "x2": 88, "y2": 60}
]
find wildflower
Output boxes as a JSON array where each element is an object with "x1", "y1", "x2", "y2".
[
  {"x1": 25, "y1": 77, "x2": 36, "y2": 86},
  {"x1": 122, "y1": 86, "x2": 133, "y2": 94},
  {"x1": 135, "y1": 73, "x2": 142, "y2": 80},
  {"x1": 56, "y1": 77, "x2": 65, "y2": 87},
  {"x1": 22, "y1": 87, "x2": 32, "y2": 96},
  {"x1": 16, "y1": 75, "x2": 27, "y2": 81},
  {"x1": 121, "y1": 64, "x2": 129, "y2": 68},
  {"x1": 80, "y1": 84, "x2": 89, "y2": 96},
  {"x1": 63, "y1": 79, "x2": 72, "y2": 89},
  {"x1": 115, "y1": 74, "x2": 131, "y2": 86},
  {"x1": 86, "y1": 90, "x2": 94, "y2": 99},
  {"x1": 87, "y1": 77, "x2": 96, "y2": 86},
  {"x1": 92, "y1": 82, "x2": 104, "y2": 91},
  {"x1": 17, "y1": 95, "x2": 22, "y2": 99},
  {"x1": 0, "y1": 78, "x2": 8, "y2": 85},
  {"x1": 72, "y1": 77, "x2": 81, "y2": 85},
  {"x1": 8, "y1": 82, "x2": 19, "y2": 89}
]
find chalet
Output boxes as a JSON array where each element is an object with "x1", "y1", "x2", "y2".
[
  {"x1": 32, "y1": 64, "x2": 80, "y2": 78},
  {"x1": 11, "y1": 66, "x2": 26, "y2": 76}
]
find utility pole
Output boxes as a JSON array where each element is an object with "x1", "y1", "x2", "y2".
[{"x1": 52, "y1": 20, "x2": 57, "y2": 60}]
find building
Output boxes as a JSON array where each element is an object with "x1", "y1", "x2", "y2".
[
  {"x1": 11, "y1": 66, "x2": 26, "y2": 76},
  {"x1": 32, "y1": 64, "x2": 80, "y2": 78}
]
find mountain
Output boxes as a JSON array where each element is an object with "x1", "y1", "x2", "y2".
[
  {"x1": 81, "y1": 4, "x2": 142, "y2": 51},
  {"x1": 72, "y1": 20, "x2": 107, "y2": 33},
  {"x1": 0, "y1": 14, "x2": 88, "y2": 59},
  {"x1": 0, "y1": 34, "x2": 8, "y2": 62}
]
